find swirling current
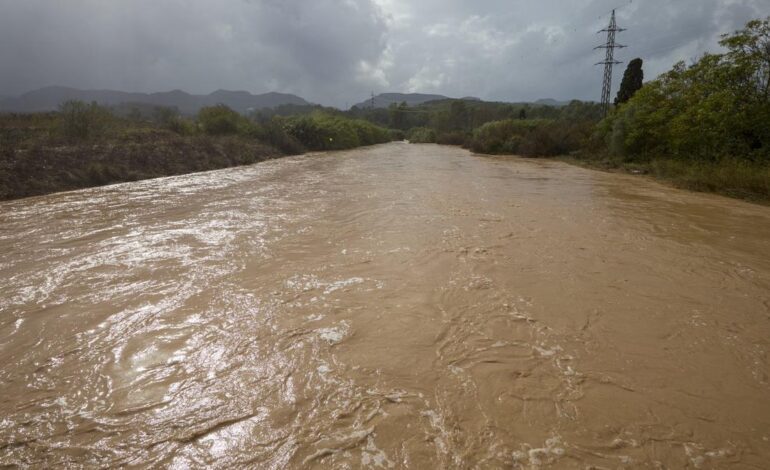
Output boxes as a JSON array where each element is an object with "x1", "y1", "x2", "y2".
[{"x1": 1, "y1": 143, "x2": 769, "y2": 468}]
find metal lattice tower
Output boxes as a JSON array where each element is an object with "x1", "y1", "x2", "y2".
[{"x1": 595, "y1": 10, "x2": 626, "y2": 116}]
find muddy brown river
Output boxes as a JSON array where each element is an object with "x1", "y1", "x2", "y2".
[{"x1": 1, "y1": 143, "x2": 770, "y2": 468}]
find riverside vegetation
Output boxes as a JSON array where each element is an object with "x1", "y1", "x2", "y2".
[
  {"x1": 1, "y1": 17, "x2": 767, "y2": 202},
  {"x1": 353, "y1": 17, "x2": 769, "y2": 202},
  {"x1": 0, "y1": 103, "x2": 393, "y2": 200}
]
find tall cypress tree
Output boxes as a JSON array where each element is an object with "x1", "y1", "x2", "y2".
[{"x1": 615, "y1": 58, "x2": 644, "y2": 105}]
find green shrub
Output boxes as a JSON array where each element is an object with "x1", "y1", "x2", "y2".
[
  {"x1": 468, "y1": 119, "x2": 592, "y2": 156},
  {"x1": 468, "y1": 120, "x2": 540, "y2": 154},
  {"x1": 254, "y1": 119, "x2": 306, "y2": 155},
  {"x1": 282, "y1": 113, "x2": 391, "y2": 151},
  {"x1": 58, "y1": 100, "x2": 114, "y2": 141},
  {"x1": 407, "y1": 127, "x2": 436, "y2": 143},
  {"x1": 389, "y1": 129, "x2": 406, "y2": 141},
  {"x1": 197, "y1": 105, "x2": 254, "y2": 136}
]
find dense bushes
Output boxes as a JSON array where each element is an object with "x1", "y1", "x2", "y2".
[
  {"x1": 392, "y1": 99, "x2": 602, "y2": 156},
  {"x1": 467, "y1": 119, "x2": 593, "y2": 156},
  {"x1": 468, "y1": 120, "x2": 539, "y2": 154},
  {"x1": 280, "y1": 113, "x2": 392, "y2": 151},
  {"x1": 197, "y1": 105, "x2": 254, "y2": 136},
  {"x1": 350, "y1": 96, "x2": 603, "y2": 132},
  {"x1": 252, "y1": 120, "x2": 306, "y2": 155},
  {"x1": 1, "y1": 103, "x2": 397, "y2": 200},
  {"x1": 406, "y1": 127, "x2": 436, "y2": 143},
  {"x1": 389, "y1": 129, "x2": 406, "y2": 141}
]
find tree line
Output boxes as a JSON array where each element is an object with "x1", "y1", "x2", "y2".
[{"x1": 346, "y1": 17, "x2": 770, "y2": 200}]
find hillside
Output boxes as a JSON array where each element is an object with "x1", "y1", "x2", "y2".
[
  {"x1": 351, "y1": 93, "x2": 481, "y2": 109},
  {"x1": 0, "y1": 87, "x2": 309, "y2": 114}
]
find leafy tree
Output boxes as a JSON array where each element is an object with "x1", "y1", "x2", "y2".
[
  {"x1": 604, "y1": 17, "x2": 769, "y2": 162},
  {"x1": 615, "y1": 58, "x2": 644, "y2": 105},
  {"x1": 720, "y1": 17, "x2": 770, "y2": 103}
]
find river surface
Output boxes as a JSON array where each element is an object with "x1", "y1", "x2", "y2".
[{"x1": 1, "y1": 143, "x2": 770, "y2": 469}]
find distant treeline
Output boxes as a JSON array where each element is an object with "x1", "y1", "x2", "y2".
[{"x1": 349, "y1": 97, "x2": 602, "y2": 157}]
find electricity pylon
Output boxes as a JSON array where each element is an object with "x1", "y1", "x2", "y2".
[{"x1": 595, "y1": 10, "x2": 626, "y2": 116}]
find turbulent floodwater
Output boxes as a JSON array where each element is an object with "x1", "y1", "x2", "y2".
[{"x1": 1, "y1": 143, "x2": 770, "y2": 469}]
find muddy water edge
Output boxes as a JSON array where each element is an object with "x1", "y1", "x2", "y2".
[{"x1": 1, "y1": 142, "x2": 769, "y2": 468}]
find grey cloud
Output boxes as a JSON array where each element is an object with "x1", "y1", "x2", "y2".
[{"x1": 0, "y1": 0, "x2": 765, "y2": 106}]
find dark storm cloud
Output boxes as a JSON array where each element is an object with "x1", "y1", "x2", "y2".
[{"x1": 0, "y1": 0, "x2": 765, "y2": 106}]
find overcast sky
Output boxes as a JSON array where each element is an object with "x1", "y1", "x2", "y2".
[{"x1": 0, "y1": 0, "x2": 765, "y2": 107}]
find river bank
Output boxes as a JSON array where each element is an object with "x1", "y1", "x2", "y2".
[
  {"x1": 555, "y1": 152, "x2": 770, "y2": 205},
  {"x1": 0, "y1": 129, "x2": 289, "y2": 201},
  {"x1": 0, "y1": 101, "x2": 399, "y2": 201}
]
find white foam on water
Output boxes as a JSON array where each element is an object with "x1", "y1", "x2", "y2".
[
  {"x1": 512, "y1": 435, "x2": 566, "y2": 468},
  {"x1": 324, "y1": 277, "x2": 365, "y2": 294},
  {"x1": 420, "y1": 409, "x2": 450, "y2": 455},
  {"x1": 684, "y1": 443, "x2": 732, "y2": 469},
  {"x1": 533, "y1": 344, "x2": 562, "y2": 357},
  {"x1": 317, "y1": 322, "x2": 350, "y2": 345},
  {"x1": 361, "y1": 435, "x2": 395, "y2": 468},
  {"x1": 11, "y1": 318, "x2": 23, "y2": 334}
]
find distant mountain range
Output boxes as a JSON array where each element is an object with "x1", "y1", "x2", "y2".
[
  {"x1": 0, "y1": 86, "x2": 309, "y2": 114},
  {"x1": 351, "y1": 93, "x2": 481, "y2": 110},
  {"x1": 351, "y1": 93, "x2": 577, "y2": 110},
  {"x1": 0, "y1": 87, "x2": 581, "y2": 114}
]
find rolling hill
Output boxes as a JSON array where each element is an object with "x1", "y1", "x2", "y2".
[
  {"x1": 351, "y1": 93, "x2": 481, "y2": 110},
  {"x1": 0, "y1": 87, "x2": 309, "y2": 114}
]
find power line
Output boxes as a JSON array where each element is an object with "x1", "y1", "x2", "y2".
[{"x1": 594, "y1": 9, "x2": 626, "y2": 116}]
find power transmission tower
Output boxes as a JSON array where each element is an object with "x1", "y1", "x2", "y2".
[
  {"x1": 595, "y1": 9, "x2": 626, "y2": 116},
  {"x1": 370, "y1": 91, "x2": 376, "y2": 110}
]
